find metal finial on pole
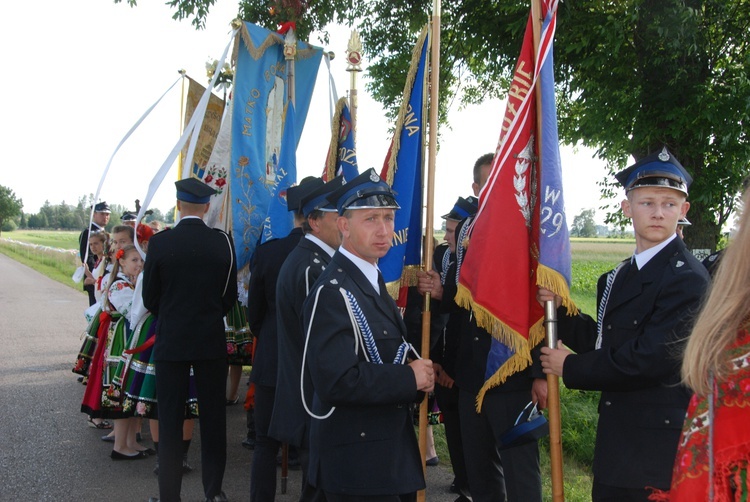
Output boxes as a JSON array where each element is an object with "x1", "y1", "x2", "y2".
[
  {"x1": 345, "y1": 30, "x2": 363, "y2": 143},
  {"x1": 284, "y1": 28, "x2": 297, "y2": 108}
]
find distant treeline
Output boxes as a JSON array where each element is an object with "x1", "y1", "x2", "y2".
[{"x1": 13, "y1": 197, "x2": 174, "y2": 231}]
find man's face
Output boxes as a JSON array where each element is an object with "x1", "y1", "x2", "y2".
[
  {"x1": 472, "y1": 163, "x2": 492, "y2": 196},
  {"x1": 444, "y1": 219, "x2": 459, "y2": 253},
  {"x1": 93, "y1": 211, "x2": 110, "y2": 227},
  {"x1": 311, "y1": 211, "x2": 342, "y2": 249},
  {"x1": 338, "y1": 208, "x2": 395, "y2": 264},
  {"x1": 112, "y1": 231, "x2": 133, "y2": 252},
  {"x1": 622, "y1": 186, "x2": 689, "y2": 252}
]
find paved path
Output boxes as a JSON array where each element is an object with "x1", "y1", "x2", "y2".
[{"x1": 0, "y1": 253, "x2": 456, "y2": 501}]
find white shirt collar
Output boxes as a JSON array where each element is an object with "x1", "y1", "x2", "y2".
[
  {"x1": 305, "y1": 234, "x2": 335, "y2": 257},
  {"x1": 338, "y1": 246, "x2": 381, "y2": 294},
  {"x1": 633, "y1": 233, "x2": 677, "y2": 269}
]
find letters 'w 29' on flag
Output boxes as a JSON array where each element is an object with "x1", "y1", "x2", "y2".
[
  {"x1": 456, "y1": 0, "x2": 575, "y2": 410},
  {"x1": 323, "y1": 96, "x2": 359, "y2": 182},
  {"x1": 379, "y1": 26, "x2": 429, "y2": 302},
  {"x1": 231, "y1": 22, "x2": 322, "y2": 275}
]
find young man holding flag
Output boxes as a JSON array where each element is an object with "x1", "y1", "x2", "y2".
[{"x1": 539, "y1": 148, "x2": 710, "y2": 500}]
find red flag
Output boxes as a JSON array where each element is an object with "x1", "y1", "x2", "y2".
[{"x1": 456, "y1": 3, "x2": 562, "y2": 408}]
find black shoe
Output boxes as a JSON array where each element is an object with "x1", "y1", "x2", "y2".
[
  {"x1": 111, "y1": 450, "x2": 148, "y2": 461},
  {"x1": 454, "y1": 497, "x2": 471, "y2": 502},
  {"x1": 139, "y1": 447, "x2": 156, "y2": 456},
  {"x1": 77, "y1": 376, "x2": 84, "y2": 383},
  {"x1": 101, "y1": 434, "x2": 115, "y2": 443},
  {"x1": 241, "y1": 437, "x2": 256, "y2": 450},
  {"x1": 204, "y1": 491, "x2": 228, "y2": 502},
  {"x1": 148, "y1": 497, "x2": 160, "y2": 502}
]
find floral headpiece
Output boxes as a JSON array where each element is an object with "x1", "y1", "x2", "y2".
[{"x1": 115, "y1": 249, "x2": 125, "y2": 260}]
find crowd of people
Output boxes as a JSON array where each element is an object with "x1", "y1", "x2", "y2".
[{"x1": 71, "y1": 149, "x2": 750, "y2": 502}]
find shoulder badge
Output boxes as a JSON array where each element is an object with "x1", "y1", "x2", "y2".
[
  {"x1": 329, "y1": 278, "x2": 338, "y2": 285},
  {"x1": 675, "y1": 260, "x2": 684, "y2": 268}
]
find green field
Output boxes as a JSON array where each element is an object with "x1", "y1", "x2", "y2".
[{"x1": 1, "y1": 229, "x2": 632, "y2": 500}]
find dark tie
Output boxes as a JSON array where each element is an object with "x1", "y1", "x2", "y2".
[{"x1": 377, "y1": 273, "x2": 390, "y2": 301}]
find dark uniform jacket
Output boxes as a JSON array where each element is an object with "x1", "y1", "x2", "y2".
[
  {"x1": 142, "y1": 217, "x2": 237, "y2": 361},
  {"x1": 246, "y1": 227, "x2": 303, "y2": 387},
  {"x1": 79, "y1": 223, "x2": 103, "y2": 296},
  {"x1": 302, "y1": 251, "x2": 425, "y2": 496},
  {"x1": 269, "y1": 236, "x2": 332, "y2": 447},
  {"x1": 557, "y1": 236, "x2": 709, "y2": 490}
]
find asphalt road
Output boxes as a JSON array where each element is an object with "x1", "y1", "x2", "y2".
[{"x1": 0, "y1": 253, "x2": 457, "y2": 501}]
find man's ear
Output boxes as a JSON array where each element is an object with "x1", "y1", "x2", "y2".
[{"x1": 621, "y1": 198, "x2": 631, "y2": 218}]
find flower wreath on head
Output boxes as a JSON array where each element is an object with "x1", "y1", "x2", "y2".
[{"x1": 115, "y1": 249, "x2": 125, "y2": 260}]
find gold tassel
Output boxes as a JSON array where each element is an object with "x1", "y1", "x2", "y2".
[{"x1": 537, "y1": 264, "x2": 579, "y2": 315}]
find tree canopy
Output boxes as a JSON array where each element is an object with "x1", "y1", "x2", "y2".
[
  {"x1": 571, "y1": 208, "x2": 597, "y2": 238},
  {"x1": 0, "y1": 185, "x2": 23, "y2": 236},
  {"x1": 140, "y1": 0, "x2": 750, "y2": 250}
]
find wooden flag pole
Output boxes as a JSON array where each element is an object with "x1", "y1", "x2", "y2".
[
  {"x1": 531, "y1": 0, "x2": 564, "y2": 499},
  {"x1": 417, "y1": 2, "x2": 440, "y2": 501}
]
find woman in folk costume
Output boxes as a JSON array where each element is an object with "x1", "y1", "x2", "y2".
[
  {"x1": 81, "y1": 244, "x2": 151, "y2": 460},
  {"x1": 73, "y1": 231, "x2": 111, "y2": 384},
  {"x1": 117, "y1": 224, "x2": 197, "y2": 474},
  {"x1": 651, "y1": 185, "x2": 750, "y2": 501}
]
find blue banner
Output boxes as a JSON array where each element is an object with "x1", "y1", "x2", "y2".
[
  {"x1": 323, "y1": 97, "x2": 358, "y2": 182},
  {"x1": 230, "y1": 22, "x2": 322, "y2": 273},
  {"x1": 538, "y1": 7, "x2": 572, "y2": 290},
  {"x1": 378, "y1": 28, "x2": 428, "y2": 298},
  {"x1": 261, "y1": 103, "x2": 295, "y2": 243}
]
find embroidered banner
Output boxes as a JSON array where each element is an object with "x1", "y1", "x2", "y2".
[
  {"x1": 323, "y1": 97, "x2": 359, "y2": 182},
  {"x1": 261, "y1": 103, "x2": 296, "y2": 243},
  {"x1": 456, "y1": 0, "x2": 571, "y2": 409},
  {"x1": 202, "y1": 96, "x2": 232, "y2": 232},
  {"x1": 378, "y1": 26, "x2": 429, "y2": 301},
  {"x1": 230, "y1": 22, "x2": 322, "y2": 274},
  {"x1": 181, "y1": 77, "x2": 226, "y2": 180}
]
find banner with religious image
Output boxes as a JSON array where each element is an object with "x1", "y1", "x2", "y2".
[
  {"x1": 230, "y1": 21, "x2": 322, "y2": 274},
  {"x1": 181, "y1": 77, "x2": 226, "y2": 181}
]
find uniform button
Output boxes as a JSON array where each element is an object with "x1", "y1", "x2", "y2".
[
  {"x1": 360, "y1": 432, "x2": 366, "y2": 438},
  {"x1": 383, "y1": 330, "x2": 388, "y2": 335},
  {"x1": 604, "y1": 401, "x2": 611, "y2": 406},
  {"x1": 397, "y1": 404, "x2": 403, "y2": 408},
  {"x1": 664, "y1": 419, "x2": 670, "y2": 425},
  {"x1": 474, "y1": 337, "x2": 479, "y2": 341},
  {"x1": 338, "y1": 268, "x2": 343, "y2": 272},
  {"x1": 606, "y1": 324, "x2": 612, "y2": 330},
  {"x1": 633, "y1": 320, "x2": 638, "y2": 325}
]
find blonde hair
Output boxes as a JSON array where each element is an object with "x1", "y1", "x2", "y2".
[
  {"x1": 102, "y1": 245, "x2": 137, "y2": 312},
  {"x1": 682, "y1": 188, "x2": 750, "y2": 395}
]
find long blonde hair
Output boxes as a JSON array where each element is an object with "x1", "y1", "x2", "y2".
[{"x1": 682, "y1": 187, "x2": 750, "y2": 396}]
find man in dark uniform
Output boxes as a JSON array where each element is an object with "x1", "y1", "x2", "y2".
[
  {"x1": 302, "y1": 168, "x2": 435, "y2": 502},
  {"x1": 416, "y1": 196, "x2": 478, "y2": 501},
  {"x1": 143, "y1": 178, "x2": 237, "y2": 502},
  {"x1": 246, "y1": 188, "x2": 306, "y2": 501},
  {"x1": 269, "y1": 175, "x2": 342, "y2": 502},
  {"x1": 79, "y1": 201, "x2": 110, "y2": 306},
  {"x1": 420, "y1": 154, "x2": 547, "y2": 502},
  {"x1": 539, "y1": 146, "x2": 710, "y2": 501}
]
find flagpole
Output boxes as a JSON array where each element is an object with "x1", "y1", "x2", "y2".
[
  {"x1": 531, "y1": 0, "x2": 565, "y2": 500},
  {"x1": 417, "y1": 2, "x2": 440, "y2": 501},
  {"x1": 346, "y1": 30, "x2": 362, "y2": 145}
]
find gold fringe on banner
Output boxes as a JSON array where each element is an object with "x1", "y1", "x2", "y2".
[
  {"x1": 323, "y1": 97, "x2": 348, "y2": 181},
  {"x1": 238, "y1": 22, "x2": 320, "y2": 62},
  {"x1": 383, "y1": 25, "x2": 429, "y2": 186},
  {"x1": 455, "y1": 283, "x2": 547, "y2": 412},
  {"x1": 537, "y1": 264, "x2": 579, "y2": 315},
  {"x1": 384, "y1": 264, "x2": 421, "y2": 299}
]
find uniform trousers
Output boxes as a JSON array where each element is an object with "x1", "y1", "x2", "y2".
[
  {"x1": 156, "y1": 358, "x2": 228, "y2": 502},
  {"x1": 592, "y1": 481, "x2": 653, "y2": 501},
  {"x1": 250, "y1": 384, "x2": 281, "y2": 502},
  {"x1": 434, "y1": 383, "x2": 469, "y2": 496},
  {"x1": 458, "y1": 388, "x2": 542, "y2": 502},
  {"x1": 323, "y1": 493, "x2": 415, "y2": 502}
]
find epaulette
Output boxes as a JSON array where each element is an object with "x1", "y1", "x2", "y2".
[{"x1": 324, "y1": 265, "x2": 348, "y2": 287}]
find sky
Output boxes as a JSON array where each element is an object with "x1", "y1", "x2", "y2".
[{"x1": 1, "y1": 0, "x2": 613, "y2": 227}]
